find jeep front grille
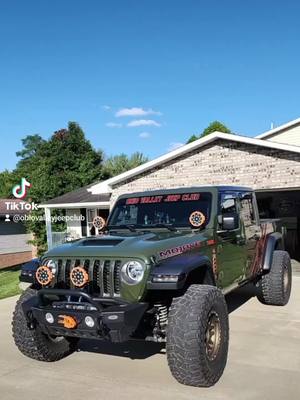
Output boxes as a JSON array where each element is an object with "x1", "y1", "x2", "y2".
[{"x1": 56, "y1": 259, "x2": 122, "y2": 297}]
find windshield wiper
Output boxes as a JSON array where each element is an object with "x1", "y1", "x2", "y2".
[
  {"x1": 108, "y1": 223, "x2": 177, "y2": 232},
  {"x1": 151, "y1": 223, "x2": 177, "y2": 231},
  {"x1": 108, "y1": 224, "x2": 136, "y2": 232}
]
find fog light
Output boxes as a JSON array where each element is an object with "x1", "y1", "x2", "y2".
[
  {"x1": 85, "y1": 316, "x2": 95, "y2": 328},
  {"x1": 45, "y1": 312, "x2": 54, "y2": 324}
]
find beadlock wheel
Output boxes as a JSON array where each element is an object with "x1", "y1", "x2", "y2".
[
  {"x1": 205, "y1": 311, "x2": 222, "y2": 362},
  {"x1": 167, "y1": 284, "x2": 229, "y2": 387},
  {"x1": 257, "y1": 250, "x2": 292, "y2": 306}
]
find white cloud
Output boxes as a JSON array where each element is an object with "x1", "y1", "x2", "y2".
[
  {"x1": 115, "y1": 107, "x2": 162, "y2": 118},
  {"x1": 139, "y1": 132, "x2": 151, "y2": 139},
  {"x1": 105, "y1": 122, "x2": 122, "y2": 128},
  {"x1": 127, "y1": 119, "x2": 161, "y2": 127},
  {"x1": 168, "y1": 142, "x2": 184, "y2": 152},
  {"x1": 102, "y1": 105, "x2": 111, "y2": 111}
]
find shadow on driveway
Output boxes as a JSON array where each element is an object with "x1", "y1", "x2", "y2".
[
  {"x1": 226, "y1": 282, "x2": 258, "y2": 313},
  {"x1": 77, "y1": 282, "x2": 258, "y2": 360},
  {"x1": 77, "y1": 338, "x2": 165, "y2": 360}
]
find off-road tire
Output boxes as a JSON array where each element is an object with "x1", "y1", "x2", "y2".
[
  {"x1": 257, "y1": 250, "x2": 292, "y2": 306},
  {"x1": 12, "y1": 288, "x2": 78, "y2": 361},
  {"x1": 166, "y1": 285, "x2": 229, "y2": 387}
]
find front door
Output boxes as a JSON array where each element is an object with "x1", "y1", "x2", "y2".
[{"x1": 216, "y1": 192, "x2": 247, "y2": 289}]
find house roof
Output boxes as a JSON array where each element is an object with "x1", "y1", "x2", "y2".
[
  {"x1": 40, "y1": 185, "x2": 111, "y2": 208},
  {"x1": 256, "y1": 117, "x2": 300, "y2": 139},
  {"x1": 89, "y1": 131, "x2": 300, "y2": 195}
]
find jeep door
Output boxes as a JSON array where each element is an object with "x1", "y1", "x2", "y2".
[
  {"x1": 238, "y1": 191, "x2": 262, "y2": 279},
  {"x1": 216, "y1": 192, "x2": 247, "y2": 289}
]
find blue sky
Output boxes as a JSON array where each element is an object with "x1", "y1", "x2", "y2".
[{"x1": 1, "y1": 0, "x2": 300, "y2": 171}]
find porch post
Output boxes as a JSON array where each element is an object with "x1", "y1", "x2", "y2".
[{"x1": 44, "y1": 207, "x2": 53, "y2": 249}]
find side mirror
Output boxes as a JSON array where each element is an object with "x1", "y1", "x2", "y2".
[{"x1": 218, "y1": 213, "x2": 239, "y2": 231}]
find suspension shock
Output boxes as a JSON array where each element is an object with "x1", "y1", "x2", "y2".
[{"x1": 153, "y1": 303, "x2": 168, "y2": 341}]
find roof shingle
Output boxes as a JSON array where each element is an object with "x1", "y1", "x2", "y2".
[{"x1": 43, "y1": 186, "x2": 111, "y2": 205}]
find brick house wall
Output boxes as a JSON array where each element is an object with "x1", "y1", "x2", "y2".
[
  {"x1": 0, "y1": 233, "x2": 36, "y2": 269},
  {"x1": 0, "y1": 251, "x2": 33, "y2": 269},
  {"x1": 110, "y1": 139, "x2": 300, "y2": 205}
]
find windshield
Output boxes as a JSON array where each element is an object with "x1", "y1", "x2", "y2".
[{"x1": 108, "y1": 192, "x2": 212, "y2": 229}]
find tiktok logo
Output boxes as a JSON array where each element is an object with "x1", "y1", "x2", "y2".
[{"x1": 12, "y1": 178, "x2": 31, "y2": 199}]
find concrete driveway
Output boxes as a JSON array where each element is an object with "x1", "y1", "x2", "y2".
[{"x1": 0, "y1": 277, "x2": 300, "y2": 400}]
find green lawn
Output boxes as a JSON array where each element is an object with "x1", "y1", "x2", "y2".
[{"x1": 0, "y1": 266, "x2": 21, "y2": 300}]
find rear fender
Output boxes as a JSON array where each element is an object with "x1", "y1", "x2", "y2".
[{"x1": 263, "y1": 232, "x2": 284, "y2": 272}]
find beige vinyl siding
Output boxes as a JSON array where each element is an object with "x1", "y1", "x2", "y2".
[
  {"x1": 266, "y1": 124, "x2": 300, "y2": 146},
  {"x1": 0, "y1": 233, "x2": 32, "y2": 254}
]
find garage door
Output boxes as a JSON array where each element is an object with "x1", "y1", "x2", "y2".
[{"x1": 256, "y1": 189, "x2": 300, "y2": 261}]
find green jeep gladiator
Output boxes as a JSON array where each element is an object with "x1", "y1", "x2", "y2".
[{"x1": 12, "y1": 186, "x2": 292, "y2": 387}]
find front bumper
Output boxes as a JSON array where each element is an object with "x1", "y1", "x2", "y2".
[{"x1": 22, "y1": 289, "x2": 148, "y2": 343}]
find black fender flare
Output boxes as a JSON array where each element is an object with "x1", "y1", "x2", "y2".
[
  {"x1": 147, "y1": 253, "x2": 214, "y2": 290},
  {"x1": 20, "y1": 258, "x2": 40, "y2": 283},
  {"x1": 263, "y1": 232, "x2": 284, "y2": 272}
]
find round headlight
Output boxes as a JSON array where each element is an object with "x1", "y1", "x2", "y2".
[
  {"x1": 121, "y1": 261, "x2": 145, "y2": 285},
  {"x1": 46, "y1": 259, "x2": 57, "y2": 275}
]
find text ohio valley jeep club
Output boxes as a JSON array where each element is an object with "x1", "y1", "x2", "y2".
[{"x1": 12, "y1": 186, "x2": 292, "y2": 387}]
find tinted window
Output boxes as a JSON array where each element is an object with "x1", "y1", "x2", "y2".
[{"x1": 109, "y1": 192, "x2": 212, "y2": 228}]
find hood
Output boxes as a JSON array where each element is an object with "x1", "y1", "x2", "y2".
[{"x1": 44, "y1": 230, "x2": 213, "y2": 263}]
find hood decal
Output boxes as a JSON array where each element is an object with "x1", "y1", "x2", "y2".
[
  {"x1": 158, "y1": 240, "x2": 203, "y2": 261},
  {"x1": 157, "y1": 239, "x2": 216, "y2": 261}
]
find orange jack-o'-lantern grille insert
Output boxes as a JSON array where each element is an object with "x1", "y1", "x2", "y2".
[
  {"x1": 70, "y1": 266, "x2": 89, "y2": 287},
  {"x1": 36, "y1": 266, "x2": 53, "y2": 286}
]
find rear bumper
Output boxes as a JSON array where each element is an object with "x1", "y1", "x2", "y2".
[{"x1": 22, "y1": 288, "x2": 148, "y2": 343}]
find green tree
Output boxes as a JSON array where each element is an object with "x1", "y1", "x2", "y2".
[
  {"x1": 16, "y1": 134, "x2": 46, "y2": 160},
  {"x1": 187, "y1": 121, "x2": 232, "y2": 143},
  {"x1": 186, "y1": 134, "x2": 198, "y2": 144},
  {"x1": 16, "y1": 123, "x2": 104, "y2": 202},
  {"x1": 102, "y1": 152, "x2": 148, "y2": 178},
  {"x1": 0, "y1": 170, "x2": 17, "y2": 198},
  {"x1": 14, "y1": 122, "x2": 104, "y2": 253},
  {"x1": 201, "y1": 121, "x2": 231, "y2": 137}
]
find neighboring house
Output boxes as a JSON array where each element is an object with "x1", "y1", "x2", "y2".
[
  {"x1": 256, "y1": 117, "x2": 300, "y2": 146},
  {"x1": 40, "y1": 118, "x2": 300, "y2": 260},
  {"x1": 41, "y1": 184, "x2": 110, "y2": 248},
  {"x1": 0, "y1": 199, "x2": 35, "y2": 269}
]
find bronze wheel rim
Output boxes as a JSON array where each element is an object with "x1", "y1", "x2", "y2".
[
  {"x1": 283, "y1": 265, "x2": 289, "y2": 294},
  {"x1": 205, "y1": 311, "x2": 221, "y2": 361}
]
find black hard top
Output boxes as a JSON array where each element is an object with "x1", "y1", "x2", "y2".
[{"x1": 118, "y1": 185, "x2": 253, "y2": 199}]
